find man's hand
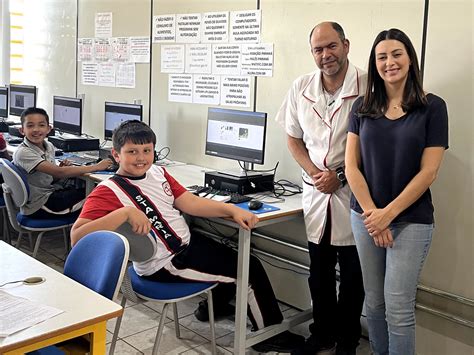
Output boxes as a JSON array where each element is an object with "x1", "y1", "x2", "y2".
[
  {"x1": 313, "y1": 170, "x2": 340, "y2": 194},
  {"x1": 125, "y1": 207, "x2": 151, "y2": 235},
  {"x1": 231, "y1": 207, "x2": 259, "y2": 231}
]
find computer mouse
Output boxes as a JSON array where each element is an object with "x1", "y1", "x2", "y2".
[
  {"x1": 248, "y1": 200, "x2": 263, "y2": 210},
  {"x1": 23, "y1": 276, "x2": 45, "y2": 285}
]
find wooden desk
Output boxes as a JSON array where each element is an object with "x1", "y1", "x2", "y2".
[
  {"x1": 0, "y1": 241, "x2": 123, "y2": 354},
  {"x1": 85, "y1": 164, "x2": 310, "y2": 353}
]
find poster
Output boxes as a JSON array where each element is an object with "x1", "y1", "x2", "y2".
[
  {"x1": 240, "y1": 43, "x2": 274, "y2": 77},
  {"x1": 176, "y1": 13, "x2": 202, "y2": 43},
  {"x1": 153, "y1": 14, "x2": 176, "y2": 43},
  {"x1": 193, "y1": 75, "x2": 220, "y2": 105},
  {"x1": 230, "y1": 10, "x2": 261, "y2": 43},
  {"x1": 130, "y1": 37, "x2": 150, "y2": 63},
  {"x1": 169, "y1": 74, "x2": 193, "y2": 103},
  {"x1": 202, "y1": 12, "x2": 229, "y2": 43},
  {"x1": 220, "y1": 76, "x2": 250, "y2": 107},
  {"x1": 185, "y1": 44, "x2": 211, "y2": 74},
  {"x1": 95, "y1": 12, "x2": 113, "y2": 38},
  {"x1": 161, "y1": 45, "x2": 185, "y2": 73},
  {"x1": 212, "y1": 44, "x2": 241, "y2": 75}
]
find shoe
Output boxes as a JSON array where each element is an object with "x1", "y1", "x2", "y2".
[
  {"x1": 252, "y1": 331, "x2": 305, "y2": 353},
  {"x1": 290, "y1": 335, "x2": 336, "y2": 355},
  {"x1": 335, "y1": 344, "x2": 357, "y2": 355},
  {"x1": 194, "y1": 300, "x2": 235, "y2": 322}
]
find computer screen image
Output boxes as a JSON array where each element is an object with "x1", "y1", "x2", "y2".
[
  {"x1": 0, "y1": 87, "x2": 7, "y2": 118},
  {"x1": 53, "y1": 96, "x2": 82, "y2": 136},
  {"x1": 9, "y1": 84, "x2": 36, "y2": 116},
  {"x1": 205, "y1": 107, "x2": 267, "y2": 165},
  {"x1": 104, "y1": 102, "x2": 143, "y2": 140}
]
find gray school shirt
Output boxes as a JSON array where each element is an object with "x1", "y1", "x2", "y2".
[{"x1": 12, "y1": 138, "x2": 59, "y2": 215}]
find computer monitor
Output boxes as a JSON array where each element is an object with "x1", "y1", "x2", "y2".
[
  {"x1": 205, "y1": 107, "x2": 267, "y2": 165},
  {"x1": 9, "y1": 84, "x2": 37, "y2": 116},
  {"x1": 104, "y1": 102, "x2": 143, "y2": 140},
  {"x1": 0, "y1": 87, "x2": 7, "y2": 118},
  {"x1": 53, "y1": 96, "x2": 82, "y2": 136}
]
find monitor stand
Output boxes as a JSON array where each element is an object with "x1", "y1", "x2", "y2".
[{"x1": 218, "y1": 162, "x2": 262, "y2": 178}]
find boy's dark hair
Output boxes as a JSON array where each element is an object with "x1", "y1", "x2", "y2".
[
  {"x1": 112, "y1": 120, "x2": 156, "y2": 151},
  {"x1": 358, "y1": 28, "x2": 427, "y2": 118},
  {"x1": 20, "y1": 107, "x2": 49, "y2": 126}
]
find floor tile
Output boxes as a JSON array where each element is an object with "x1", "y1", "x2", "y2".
[
  {"x1": 106, "y1": 303, "x2": 167, "y2": 338},
  {"x1": 106, "y1": 339, "x2": 144, "y2": 354},
  {"x1": 122, "y1": 322, "x2": 208, "y2": 354},
  {"x1": 180, "y1": 342, "x2": 232, "y2": 354},
  {"x1": 178, "y1": 313, "x2": 236, "y2": 340}
]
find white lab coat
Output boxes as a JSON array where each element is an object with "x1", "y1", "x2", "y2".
[{"x1": 276, "y1": 63, "x2": 367, "y2": 245}]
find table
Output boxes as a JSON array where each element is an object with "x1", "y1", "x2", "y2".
[
  {"x1": 0, "y1": 241, "x2": 123, "y2": 354},
  {"x1": 86, "y1": 164, "x2": 311, "y2": 354}
]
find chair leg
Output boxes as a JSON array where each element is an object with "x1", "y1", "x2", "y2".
[
  {"x1": 207, "y1": 290, "x2": 217, "y2": 355},
  {"x1": 28, "y1": 232, "x2": 34, "y2": 250},
  {"x1": 16, "y1": 231, "x2": 23, "y2": 249},
  {"x1": 62, "y1": 227, "x2": 70, "y2": 255},
  {"x1": 173, "y1": 303, "x2": 180, "y2": 339},
  {"x1": 152, "y1": 303, "x2": 169, "y2": 355},
  {"x1": 33, "y1": 231, "x2": 45, "y2": 258},
  {"x1": 1, "y1": 209, "x2": 9, "y2": 244},
  {"x1": 109, "y1": 296, "x2": 127, "y2": 355}
]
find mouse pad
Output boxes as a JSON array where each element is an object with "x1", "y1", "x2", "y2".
[{"x1": 235, "y1": 202, "x2": 280, "y2": 214}]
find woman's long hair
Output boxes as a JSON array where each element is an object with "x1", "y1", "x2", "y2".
[{"x1": 358, "y1": 28, "x2": 427, "y2": 118}]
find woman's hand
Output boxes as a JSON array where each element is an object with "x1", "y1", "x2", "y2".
[
  {"x1": 371, "y1": 228, "x2": 394, "y2": 248},
  {"x1": 363, "y1": 208, "x2": 395, "y2": 236}
]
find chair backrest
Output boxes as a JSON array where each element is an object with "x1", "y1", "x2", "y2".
[
  {"x1": 0, "y1": 158, "x2": 29, "y2": 207},
  {"x1": 115, "y1": 222, "x2": 156, "y2": 262},
  {"x1": 63, "y1": 231, "x2": 130, "y2": 300}
]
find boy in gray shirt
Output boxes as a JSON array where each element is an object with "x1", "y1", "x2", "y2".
[{"x1": 13, "y1": 107, "x2": 112, "y2": 219}]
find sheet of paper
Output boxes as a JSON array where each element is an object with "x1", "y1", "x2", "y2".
[
  {"x1": 161, "y1": 45, "x2": 185, "y2": 73},
  {"x1": 212, "y1": 44, "x2": 241, "y2": 75},
  {"x1": 240, "y1": 43, "x2": 274, "y2": 77},
  {"x1": 168, "y1": 74, "x2": 193, "y2": 103},
  {"x1": 202, "y1": 11, "x2": 229, "y2": 43},
  {"x1": 153, "y1": 14, "x2": 176, "y2": 43},
  {"x1": 93, "y1": 38, "x2": 111, "y2": 62},
  {"x1": 98, "y1": 63, "x2": 116, "y2": 87},
  {"x1": 230, "y1": 10, "x2": 261, "y2": 43},
  {"x1": 111, "y1": 37, "x2": 130, "y2": 62},
  {"x1": 78, "y1": 38, "x2": 94, "y2": 62},
  {"x1": 130, "y1": 36, "x2": 150, "y2": 63},
  {"x1": 95, "y1": 12, "x2": 113, "y2": 38},
  {"x1": 220, "y1": 76, "x2": 250, "y2": 107},
  {"x1": 116, "y1": 63, "x2": 136, "y2": 88},
  {"x1": 0, "y1": 290, "x2": 63, "y2": 337},
  {"x1": 176, "y1": 13, "x2": 202, "y2": 43},
  {"x1": 81, "y1": 62, "x2": 99, "y2": 85},
  {"x1": 193, "y1": 75, "x2": 220, "y2": 105},
  {"x1": 185, "y1": 44, "x2": 211, "y2": 74}
]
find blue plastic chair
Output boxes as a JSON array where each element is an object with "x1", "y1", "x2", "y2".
[
  {"x1": 110, "y1": 223, "x2": 218, "y2": 355},
  {"x1": 0, "y1": 158, "x2": 76, "y2": 258},
  {"x1": 28, "y1": 231, "x2": 129, "y2": 355}
]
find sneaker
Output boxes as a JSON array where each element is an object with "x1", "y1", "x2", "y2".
[
  {"x1": 252, "y1": 331, "x2": 305, "y2": 353},
  {"x1": 335, "y1": 344, "x2": 357, "y2": 355},
  {"x1": 291, "y1": 335, "x2": 336, "y2": 355},
  {"x1": 194, "y1": 300, "x2": 235, "y2": 322}
]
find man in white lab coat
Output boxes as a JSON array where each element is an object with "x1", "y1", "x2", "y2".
[{"x1": 276, "y1": 22, "x2": 366, "y2": 355}]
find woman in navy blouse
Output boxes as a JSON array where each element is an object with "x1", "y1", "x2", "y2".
[{"x1": 345, "y1": 28, "x2": 448, "y2": 355}]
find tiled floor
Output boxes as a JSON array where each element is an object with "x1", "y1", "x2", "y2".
[{"x1": 14, "y1": 235, "x2": 372, "y2": 354}]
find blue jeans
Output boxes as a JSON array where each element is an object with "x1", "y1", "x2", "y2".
[{"x1": 351, "y1": 210, "x2": 433, "y2": 355}]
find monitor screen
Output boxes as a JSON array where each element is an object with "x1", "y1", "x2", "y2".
[
  {"x1": 104, "y1": 102, "x2": 143, "y2": 140},
  {"x1": 9, "y1": 84, "x2": 36, "y2": 116},
  {"x1": 0, "y1": 87, "x2": 7, "y2": 118},
  {"x1": 53, "y1": 96, "x2": 82, "y2": 136},
  {"x1": 205, "y1": 108, "x2": 267, "y2": 165}
]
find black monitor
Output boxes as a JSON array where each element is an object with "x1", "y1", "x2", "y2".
[
  {"x1": 104, "y1": 102, "x2": 143, "y2": 140},
  {"x1": 53, "y1": 96, "x2": 82, "y2": 136},
  {"x1": 205, "y1": 107, "x2": 267, "y2": 165},
  {"x1": 0, "y1": 87, "x2": 7, "y2": 118},
  {"x1": 9, "y1": 84, "x2": 36, "y2": 116}
]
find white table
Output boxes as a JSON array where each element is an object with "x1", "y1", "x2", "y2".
[
  {"x1": 86, "y1": 164, "x2": 311, "y2": 353},
  {"x1": 0, "y1": 241, "x2": 123, "y2": 354}
]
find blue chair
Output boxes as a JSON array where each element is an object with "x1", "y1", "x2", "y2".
[
  {"x1": 0, "y1": 158, "x2": 76, "y2": 258},
  {"x1": 110, "y1": 223, "x2": 218, "y2": 355},
  {"x1": 28, "y1": 231, "x2": 129, "y2": 355}
]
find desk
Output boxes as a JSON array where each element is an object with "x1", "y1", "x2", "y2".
[
  {"x1": 86, "y1": 164, "x2": 311, "y2": 353},
  {"x1": 0, "y1": 241, "x2": 123, "y2": 354}
]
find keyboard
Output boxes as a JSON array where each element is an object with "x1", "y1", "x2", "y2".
[
  {"x1": 60, "y1": 155, "x2": 97, "y2": 166},
  {"x1": 187, "y1": 186, "x2": 252, "y2": 204},
  {"x1": 7, "y1": 137, "x2": 23, "y2": 145}
]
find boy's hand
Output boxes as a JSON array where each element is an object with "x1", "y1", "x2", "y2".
[
  {"x1": 231, "y1": 207, "x2": 259, "y2": 231},
  {"x1": 96, "y1": 158, "x2": 113, "y2": 171},
  {"x1": 59, "y1": 159, "x2": 72, "y2": 167},
  {"x1": 125, "y1": 207, "x2": 151, "y2": 235}
]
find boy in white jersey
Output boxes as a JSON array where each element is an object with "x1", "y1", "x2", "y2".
[{"x1": 70, "y1": 121, "x2": 304, "y2": 353}]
